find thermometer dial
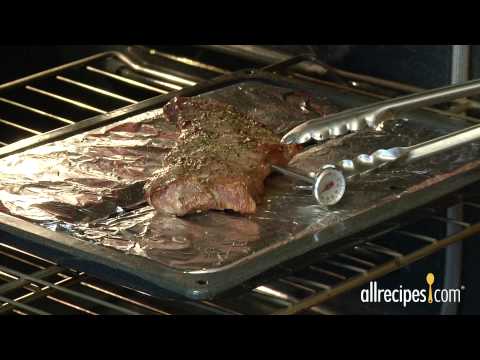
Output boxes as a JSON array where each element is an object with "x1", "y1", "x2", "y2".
[{"x1": 313, "y1": 168, "x2": 346, "y2": 206}]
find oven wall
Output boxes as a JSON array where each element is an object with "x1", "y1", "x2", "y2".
[
  {"x1": 0, "y1": 46, "x2": 125, "y2": 84},
  {"x1": 330, "y1": 44, "x2": 480, "y2": 88},
  {"x1": 332, "y1": 45, "x2": 453, "y2": 88}
]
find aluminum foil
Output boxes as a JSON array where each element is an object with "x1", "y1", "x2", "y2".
[{"x1": 1, "y1": 82, "x2": 479, "y2": 272}]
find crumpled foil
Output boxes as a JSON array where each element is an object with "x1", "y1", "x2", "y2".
[{"x1": 0, "y1": 82, "x2": 479, "y2": 272}]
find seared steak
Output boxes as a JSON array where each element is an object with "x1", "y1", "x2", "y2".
[
  {"x1": 0, "y1": 86, "x2": 337, "y2": 223},
  {"x1": 145, "y1": 97, "x2": 302, "y2": 216},
  {"x1": 211, "y1": 86, "x2": 338, "y2": 134}
]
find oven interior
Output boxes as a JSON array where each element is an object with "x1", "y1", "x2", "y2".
[{"x1": 1, "y1": 45, "x2": 480, "y2": 315}]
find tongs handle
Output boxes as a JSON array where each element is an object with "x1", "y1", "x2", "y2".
[
  {"x1": 335, "y1": 123, "x2": 480, "y2": 180},
  {"x1": 372, "y1": 78, "x2": 480, "y2": 120},
  {"x1": 282, "y1": 78, "x2": 480, "y2": 145},
  {"x1": 407, "y1": 122, "x2": 480, "y2": 162}
]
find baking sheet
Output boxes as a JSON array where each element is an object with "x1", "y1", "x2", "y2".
[
  {"x1": 0, "y1": 83, "x2": 340, "y2": 269},
  {"x1": 1, "y1": 74, "x2": 480, "y2": 299}
]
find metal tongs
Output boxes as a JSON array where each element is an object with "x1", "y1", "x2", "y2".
[{"x1": 274, "y1": 78, "x2": 480, "y2": 206}]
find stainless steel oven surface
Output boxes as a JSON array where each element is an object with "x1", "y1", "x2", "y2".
[{"x1": 1, "y1": 45, "x2": 480, "y2": 315}]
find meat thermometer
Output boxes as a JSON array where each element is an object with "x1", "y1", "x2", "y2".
[
  {"x1": 272, "y1": 164, "x2": 346, "y2": 206},
  {"x1": 274, "y1": 122, "x2": 480, "y2": 207}
]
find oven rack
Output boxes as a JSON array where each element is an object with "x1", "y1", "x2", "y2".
[{"x1": 1, "y1": 192, "x2": 478, "y2": 315}]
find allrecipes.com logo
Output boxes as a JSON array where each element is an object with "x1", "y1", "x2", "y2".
[{"x1": 361, "y1": 273, "x2": 464, "y2": 308}]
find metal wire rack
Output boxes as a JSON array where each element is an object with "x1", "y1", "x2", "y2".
[
  {"x1": 1, "y1": 46, "x2": 479, "y2": 315},
  {"x1": 1, "y1": 193, "x2": 479, "y2": 315}
]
